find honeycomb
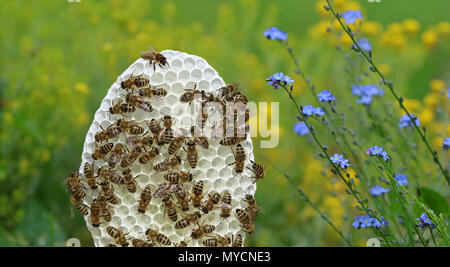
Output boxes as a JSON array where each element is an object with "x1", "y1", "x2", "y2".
[{"x1": 75, "y1": 50, "x2": 257, "y2": 247}]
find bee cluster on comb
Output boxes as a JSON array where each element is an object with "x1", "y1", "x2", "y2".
[{"x1": 65, "y1": 49, "x2": 264, "y2": 247}]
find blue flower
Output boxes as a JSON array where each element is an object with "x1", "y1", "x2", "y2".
[
  {"x1": 443, "y1": 137, "x2": 450, "y2": 151},
  {"x1": 447, "y1": 88, "x2": 450, "y2": 98},
  {"x1": 417, "y1": 213, "x2": 435, "y2": 229},
  {"x1": 359, "y1": 215, "x2": 373, "y2": 228},
  {"x1": 293, "y1": 122, "x2": 310, "y2": 136},
  {"x1": 367, "y1": 146, "x2": 389, "y2": 161},
  {"x1": 302, "y1": 105, "x2": 325, "y2": 117},
  {"x1": 266, "y1": 72, "x2": 294, "y2": 89},
  {"x1": 317, "y1": 90, "x2": 336, "y2": 102},
  {"x1": 264, "y1": 27, "x2": 288, "y2": 41},
  {"x1": 342, "y1": 10, "x2": 363, "y2": 24},
  {"x1": 352, "y1": 84, "x2": 384, "y2": 105},
  {"x1": 353, "y1": 38, "x2": 372, "y2": 52},
  {"x1": 394, "y1": 173, "x2": 409, "y2": 187},
  {"x1": 370, "y1": 185, "x2": 390, "y2": 196},
  {"x1": 353, "y1": 215, "x2": 389, "y2": 229},
  {"x1": 330, "y1": 153, "x2": 351, "y2": 169},
  {"x1": 399, "y1": 114, "x2": 420, "y2": 128}
]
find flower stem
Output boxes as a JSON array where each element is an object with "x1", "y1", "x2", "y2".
[
  {"x1": 325, "y1": 0, "x2": 450, "y2": 185},
  {"x1": 273, "y1": 166, "x2": 352, "y2": 246}
]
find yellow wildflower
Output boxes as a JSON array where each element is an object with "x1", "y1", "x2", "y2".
[
  {"x1": 402, "y1": 98, "x2": 421, "y2": 113},
  {"x1": 74, "y1": 82, "x2": 89, "y2": 94},
  {"x1": 418, "y1": 109, "x2": 434, "y2": 124},
  {"x1": 430, "y1": 79, "x2": 446, "y2": 92},
  {"x1": 424, "y1": 93, "x2": 438, "y2": 108},
  {"x1": 436, "y1": 21, "x2": 450, "y2": 37},
  {"x1": 421, "y1": 29, "x2": 438, "y2": 49},
  {"x1": 361, "y1": 21, "x2": 382, "y2": 35},
  {"x1": 402, "y1": 19, "x2": 420, "y2": 36},
  {"x1": 102, "y1": 42, "x2": 113, "y2": 52}
]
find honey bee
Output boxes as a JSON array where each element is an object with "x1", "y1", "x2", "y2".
[
  {"x1": 159, "y1": 115, "x2": 174, "y2": 144},
  {"x1": 180, "y1": 85, "x2": 203, "y2": 104},
  {"x1": 138, "y1": 146, "x2": 159, "y2": 165},
  {"x1": 162, "y1": 195, "x2": 178, "y2": 222},
  {"x1": 133, "y1": 76, "x2": 150, "y2": 89},
  {"x1": 138, "y1": 185, "x2": 153, "y2": 213},
  {"x1": 107, "y1": 144, "x2": 125, "y2": 168},
  {"x1": 231, "y1": 234, "x2": 243, "y2": 247},
  {"x1": 235, "y1": 209, "x2": 254, "y2": 234},
  {"x1": 219, "y1": 83, "x2": 239, "y2": 100},
  {"x1": 219, "y1": 136, "x2": 246, "y2": 147},
  {"x1": 66, "y1": 170, "x2": 86, "y2": 199},
  {"x1": 98, "y1": 195, "x2": 112, "y2": 222},
  {"x1": 139, "y1": 85, "x2": 167, "y2": 98},
  {"x1": 120, "y1": 74, "x2": 137, "y2": 90},
  {"x1": 145, "y1": 229, "x2": 172, "y2": 246},
  {"x1": 90, "y1": 198, "x2": 101, "y2": 227},
  {"x1": 95, "y1": 125, "x2": 121, "y2": 143},
  {"x1": 191, "y1": 180, "x2": 205, "y2": 208},
  {"x1": 122, "y1": 169, "x2": 138, "y2": 193},
  {"x1": 125, "y1": 93, "x2": 153, "y2": 113},
  {"x1": 201, "y1": 191, "x2": 221, "y2": 214},
  {"x1": 244, "y1": 194, "x2": 259, "y2": 220},
  {"x1": 92, "y1": 143, "x2": 114, "y2": 160},
  {"x1": 100, "y1": 181, "x2": 120, "y2": 205},
  {"x1": 132, "y1": 238, "x2": 153, "y2": 247},
  {"x1": 98, "y1": 167, "x2": 124, "y2": 185},
  {"x1": 202, "y1": 235, "x2": 230, "y2": 247},
  {"x1": 190, "y1": 126, "x2": 209, "y2": 149},
  {"x1": 220, "y1": 190, "x2": 233, "y2": 219},
  {"x1": 69, "y1": 194, "x2": 89, "y2": 216},
  {"x1": 82, "y1": 162, "x2": 97, "y2": 190},
  {"x1": 147, "y1": 118, "x2": 162, "y2": 137},
  {"x1": 191, "y1": 223, "x2": 216, "y2": 240},
  {"x1": 185, "y1": 140, "x2": 198, "y2": 169},
  {"x1": 116, "y1": 119, "x2": 145, "y2": 135},
  {"x1": 154, "y1": 183, "x2": 171, "y2": 199},
  {"x1": 168, "y1": 136, "x2": 186, "y2": 155},
  {"x1": 174, "y1": 185, "x2": 190, "y2": 211},
  {"x1": 126, "y1": 135, "x2": 153, "y2": 147},
  {"x1": 110, "y1": 99, "x2": 125, "y2": 115},
  {"x1": 153, "y1": 155, "x2": 181, "y2": 173},
  {"x1": 174, "y1": 211, "x2": 202, "y2": 229},
  {"x1": 228, "y1": 144, "x2": 246, "y2": 174},
  {"x1": 175, "y1": 240, "x2": 188, "y2": 247},
  {"x1": 163, "y1": 172, "x2": 180, "y2": 185},
  {"x1": 106, "y1": 226, "x2": 129, "y2": 247},
  {"x1": 141, "y1": 46, "x2": 169, "y2": 71},
  {"x1": 247, "y1": 160, "x2": 265, "y2": 183},
  {"x1": 120, "y1": 103, "x2": 136, "y2": 113},
  {"x1": 120, "y1": 146, "x2": 143, "y2": 168}
]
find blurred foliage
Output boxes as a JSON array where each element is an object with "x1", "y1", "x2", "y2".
[{"x1": 0, "y1": 0, "x2": 448, "y2": 246}]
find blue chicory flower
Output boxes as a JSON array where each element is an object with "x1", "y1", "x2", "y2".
[
  {"x1": 266, "y1": 72, "x2": 294, "y2": 89},
  {"x1": 293, "y1": 122, "x2": 310, "y2": 136},
  {"x1": 370, "y1": 185, "x2": 390, "y2": 196},
  {"x1": 399, "y1": 114, "x2": 420, "y2": 128},
  {"x1": 264, "y1": 27, "x2": 288, "y2": 41},
  {"x1": 417, "y1": 213, "x2": 435, "y2": 229},
  {"x1": 353, "y1": 38, "x2": 372, "y2": 52},
  {"x1": 352, "y1": 84, "x2": 384, "y2": 105},
  {"x1": 302, "y1": 105, "x2": 325, "y2": 117},
  {"x1": 342, "y1": 10, "x2": 363, "y2": 24},
  {"x1": 443, "y1": 137, "x2": 450, "y2": 151},
  {"x1": 317, "y1": 90, "x2": 336, "y2": 102},
  {"x1": 330, "y1": 153, "x2": 351, "y2": 169},
  {"x1": 394, "y1": 173, "x2": 409, "y2": 187}
]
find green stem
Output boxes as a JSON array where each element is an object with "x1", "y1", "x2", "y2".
[
  {"x1": 325, "y1": 0, "x2": 449, "y2": 185},
  {"x1": 273, "y1": 166, "x2": 352, "y2": 246},
  {"x1": 430, "y1": 227, "x2": 438, "y2": 247},
  {"x1": 279, "y1": 84, "x2": 393, "y2": 246}
]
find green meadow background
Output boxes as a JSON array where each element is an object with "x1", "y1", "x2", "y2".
[{"x1": 0, "y1": 0, "x2": 448, "y2": 246}]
